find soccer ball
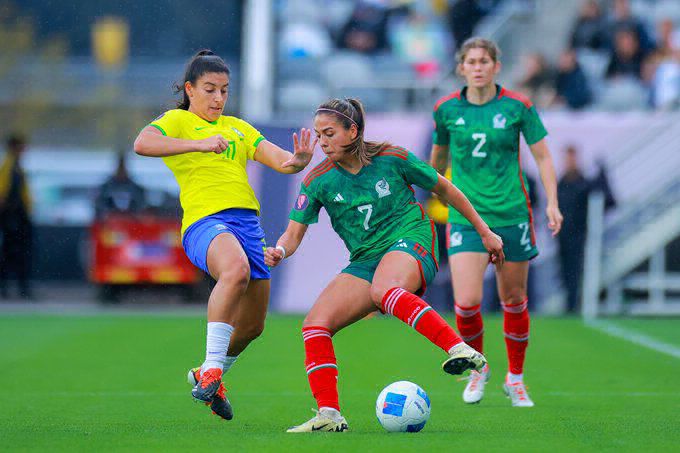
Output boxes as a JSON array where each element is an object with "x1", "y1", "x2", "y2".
[{"x1": 375, "y1": 381, "x2": 431, "y2": 432}]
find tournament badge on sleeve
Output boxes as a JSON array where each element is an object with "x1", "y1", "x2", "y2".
[{"x1": 295, "y1": 194, "x2": 309, "y2": 210}]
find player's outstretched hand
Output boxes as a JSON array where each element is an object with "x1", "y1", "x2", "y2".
[
  {"x1": 282, "y1": 128, "x2": 317, "y2": 170},
  {"x1": 197, "y1": 134, "x2": 230, "y2": 154},
  {"x1": 546, "y1": 203, "x2": 563, "y2": 237},
  {"x1": 481, "y1": 230, "x2": 505, "y2": 268},
  {"x1": 264, "y1": 246, "x2": 284, "y2": 267}
]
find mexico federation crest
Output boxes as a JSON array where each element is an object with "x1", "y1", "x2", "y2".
[
  {"x1": 493, "y1": 113, "x2": 507, "y2": 129},
  {"x1": 295, "y1": 194, "x2": 309, "y2": 210},
  {"x1": 375, "y1": 178, "x2": 391, "y2": 198}
]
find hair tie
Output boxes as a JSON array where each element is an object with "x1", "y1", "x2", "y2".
[{"x1": 316, "y1": 108, "x2": 358, "y2": 127}]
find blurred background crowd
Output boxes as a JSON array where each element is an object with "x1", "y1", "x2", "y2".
[{"x1": 1, "y1": 0, "x2": 678, "y2": 318}]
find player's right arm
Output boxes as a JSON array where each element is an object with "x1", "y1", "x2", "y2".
[
  {"x1": 429, "y1": 144, "x2": 449, "y2": 175},
  {"x1": 134, "y1": 126, "x2": 229, "y2": 157},
  {"x1": 264, "y1": 220, "x2": 308, "y2": 267},
  {"x1": 429, "y1": 104, "x2": 450, "y2": 175}
]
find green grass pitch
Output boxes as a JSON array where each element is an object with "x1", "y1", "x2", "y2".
[{"x1": 1, "y1": 314, "x2": 678, "y2": 451}]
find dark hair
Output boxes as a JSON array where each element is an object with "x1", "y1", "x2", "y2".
[
  {"x1": 6, "y1": 133, "x2": 26, "y2": 150},
  {"x1": 314, "y1": 98, "x2": 391, "y2": 166},
  {"x1": 173, "y1": 49, "x2": 230, "y2": 110}
]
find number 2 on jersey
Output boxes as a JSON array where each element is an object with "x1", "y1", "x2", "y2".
[
  {"x1": 358, "y1": 204, "x2": 373, "y2": 230},
  {"x1": 471, "y1": 133, "x2": 487, "y2": 158}
]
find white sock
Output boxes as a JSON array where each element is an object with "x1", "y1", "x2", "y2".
[
  {"x1": 223, "y1": 355, "x2": 238, "y2": 373},
  {"x1": 506, "y1": 372, "x2": 523, "y2": 384},
  {"x1": 201, "y1": 322, "x2": 234, "y2": 373}
]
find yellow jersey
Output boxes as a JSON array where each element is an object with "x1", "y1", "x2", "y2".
[{"x1": 149, "y1": 109, "x2": 265, "y2": 235}]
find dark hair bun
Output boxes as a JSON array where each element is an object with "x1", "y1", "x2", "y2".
[{"x1": 196, "y1": 49, "x2": 215, "y2": 57}]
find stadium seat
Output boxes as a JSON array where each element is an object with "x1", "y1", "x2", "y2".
[
  {"x1": 278, "y1": 80, "x2": 328, "y2": 113},
  {"x1": 596, "y1": 77, "x2": 648, "y2": 111}
]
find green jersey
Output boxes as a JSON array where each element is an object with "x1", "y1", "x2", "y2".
[
  {"x1": 433, "y1": 85, "x2": 547, "y2": 227},
  {"x1": 289, "y1": 147, "x2": 439, "y2": 263}
]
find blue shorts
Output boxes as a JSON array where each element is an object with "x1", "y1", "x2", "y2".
[{"x1": 182, "y1": 208, "x2": 271, "y2": 280}]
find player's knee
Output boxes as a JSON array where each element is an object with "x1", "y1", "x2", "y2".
[
  {"x1": 502, "y1": 291, "x2": 527, "y2": 306},
  {"x1": 369, "y1": 284, "x2": 388, "y2": 308},
  {"x1": 216, "y1": 263, "x2": 250, "y2": 293},
  {"x1": 302, "y1": 317, "x2": 335, "y2": 333},
  {"x1": 369, "y1": 282, "x2": 407, "y2": 308},
  {"x1": 455, "y1": 295, "x2": 483, "y2": 309}
]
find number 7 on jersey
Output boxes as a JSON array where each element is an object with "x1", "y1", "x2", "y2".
[{"x1": 358, "y1": 204, "x2": 373, "y2": 230}]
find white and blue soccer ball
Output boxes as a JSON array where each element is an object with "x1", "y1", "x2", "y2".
[{"x1": 376, "y1": 381, "x2": 431, "y2": 433}]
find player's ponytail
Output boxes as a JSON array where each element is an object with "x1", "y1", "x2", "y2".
[
  {"x1": 173, "y1": 49, "x2": 230, "y2": 110},
  {"x1": 315, "y1": 98, "x2": 391, "y2": 166}
]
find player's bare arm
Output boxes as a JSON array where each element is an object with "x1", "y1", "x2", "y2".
[
  {"x1": 429, "y1": 144, "x2": 449, "y2": 175},
  {"x1": 134, "y1": 126, "x2": 229, "y2": 157},
  {"x1": 265, "y1": 220, "x2": 308, "y2": 267},
  {"x1": 529, "y1": 138, "x2": 563, "y2": 236},
  {"x1": 431, "y1": 175, "x2": 505, "y2": 265},
  {"x1": 254, "y1": 129, "x2": 317, "y2": 174}
]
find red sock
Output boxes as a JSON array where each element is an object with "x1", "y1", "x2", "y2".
[
  {"x1": 455, "y1": 303, "x2": 484, "y2": 354},
  {"x1": 502, "y1": 299, "x2": 530, "y2": 375},
  {"x1": 382, "y1": 287, "x2": 462, "y2": 353},
  {"x1": 302, "y1": 326, "x2": 339, "y2": 411}
]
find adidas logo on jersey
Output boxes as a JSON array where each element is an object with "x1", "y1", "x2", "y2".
[
  {"x1": 395, "y1": 239, "x2": 408, "y2": 248},
  {"x1": 455, "y1": 117, "x2": 466, "y2": 126},
  {"x1": 334, "y1": 193, "x2": 345, "y2": 202}
]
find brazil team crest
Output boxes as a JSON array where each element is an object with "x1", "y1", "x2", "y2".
[{"x1": 375, "y1": 178, "x2": 391, "y2": 198}]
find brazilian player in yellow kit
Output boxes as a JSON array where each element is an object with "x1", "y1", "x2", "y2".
[
  {"x1": 133, "y1": 50, "x2": 316, "y2": 420},
  {"x1": 430, "y1": 38, "x2": 563, "y2": 407},
  {"x1": 264, "y1": 98, "x2": 504, "y2": 433}
]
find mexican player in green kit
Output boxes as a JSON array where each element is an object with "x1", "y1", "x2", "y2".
[
  {"x1": 265, "y1": 98, "x2": 505, "y2": 433},
  {"x1": 430, "y1": 38, "x2": 563, "y2": 407}
]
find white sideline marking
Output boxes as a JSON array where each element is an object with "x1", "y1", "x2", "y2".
[{"x1": 586, "y1": 320, "x2": 680, "y2": 360}]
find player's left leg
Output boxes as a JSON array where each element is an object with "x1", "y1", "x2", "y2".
[
  {"x1": 370, "y1": 250, "x2": 486, "y2": 375},
  {"x1": 496, "y1": 260, "x2": 534, "y2": 407},
  {"x1": 188, "y1": 279, "x2": 269, "y2": 420},
  {"x1": 287, "y1": 273, "x2": 375, "y2": 433}
]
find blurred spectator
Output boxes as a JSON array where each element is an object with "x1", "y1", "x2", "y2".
[
  {"x1": 447, "y1": 0, "x2": 491, "y2": 49},
  {"x1": 605, "y1": 0, "x2": 655, "y2": 53},
  {"x1": 605, "y1": 28, "x2": 647, "y2": 79},
  {"x1": 554, "y1": 49, "x2": 593, "y2": 109},
  {"x1": 391, "y1": 8, "x2": 449, "y2": 78},
  {"x1": 337, "y1": 0, "x2": 391, "y2": 54},
  {"x1": 280, "y1": 22, "x2": 333, "y2": 58},
  {"x1": 644, "y1": 19, "x2": 680, "y2": 109},
  {"x1": 516, "y1": 53, "x2": 556, "y2": 108},
  {"x1": 94, "y1": 153, "x2": 146, "y2": 219},
  {"x1": 557, "y1": 146, "x2": 616, "y2": 313},
  {"x1": 0, "y1": 134, "x2": 33, "y2": 300},
  {"x1": 570, "y1": 0, "x2": 606, "y2": 51},
  {"x1": 655, "y1": 18, "x2": 680, "y2": 55}
]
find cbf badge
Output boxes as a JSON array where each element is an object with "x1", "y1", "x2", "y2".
[
  {"x1": 375, "y1": 178, "x2": 391, "y2": 198},
  {"x1": 295, "y1": 194, "x2": 309, "y2": 210}
]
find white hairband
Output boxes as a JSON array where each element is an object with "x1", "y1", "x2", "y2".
[{"x1": 316, "y1": 108, "x2": 358, "y2": 127}]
